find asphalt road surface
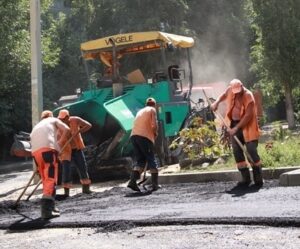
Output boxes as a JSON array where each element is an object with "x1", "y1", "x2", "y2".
[
  {"x1": 1, "y1": 166, "x2": 300, "y2": 248},
  {"x1": 1, "y1": 225, "x2": 300, "y2": 249}
]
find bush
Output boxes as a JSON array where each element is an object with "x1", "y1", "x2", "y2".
[{"x1": 170, "y1": 118, "x2": 230, "y2": 163}]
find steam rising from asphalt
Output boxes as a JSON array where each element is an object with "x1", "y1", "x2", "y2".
[
  {"x1": 189, "y1": 10, "x2": 249, "y2": 87},
  {"x1": 191, "y1": 46, "x2": 237, "y2": 84}
]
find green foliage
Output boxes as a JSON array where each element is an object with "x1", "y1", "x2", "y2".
[
  {"x1": 179, "y1": 135, "x2": 300, "y2": 172},
  {"x1": 258, "y1": 113, "x2": 267, "y2": 127},
  {"x1": 258, "y1": 137, "x2": 300, "y2": 168},
  {"x1": 170, "y1": 119, "x2": 228, "y2": 161},
  {"x1": 270, "y1": 125, "x2": 290, "y2": 141},
  {"x1": 0, "y1": 0, "x2": 65, "y2": 131},
  {"x1": 0, "y1": 0, "x2": 31, "y2": 135},
  {"x1": 250, "y1": 0, "x2": 300, "y2": 84},
  {"x1": 0, "y1": 0, "x2": 68, "y2": 160},
  {"x1": 249, "y1": 0, "x2": 300, "y2": 127},
  {"x1": 293, "y1": 87, "x2": 300, "y2": 124}
]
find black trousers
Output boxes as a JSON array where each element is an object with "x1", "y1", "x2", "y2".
[
  {"x1": 230, "y1": 120, "x2": 260, "y2": 166},
  {"x1": 131, "y1": 135, "x2": 157, "y2": 169}
]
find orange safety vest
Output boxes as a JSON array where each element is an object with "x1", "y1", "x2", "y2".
[
  {"x1": 131, "y1": 106, "x2": 158, "y2": 143},
  {"x1": 226, "y1": 87, "x2": 260, "y2": 142}
]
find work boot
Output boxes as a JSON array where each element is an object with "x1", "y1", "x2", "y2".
[
  {"x1": 51, "y1": 200, "x2": 60, "y2": 213},
  {"x1": 148, "y1": 173, "x2": 161, "y2": 192},
  {"x1": 127, "y1": 171, "x2": 140, "y2": 192},
  {"x1": 237, "y1": 168, "x2": 251, "y2": 187},
  {"x1": 252, "y1": 166, "x2": 264, "y2": 187},
  {"x1": 82, "y1": 184, "x2": 93, "y2": 194},
  {"x1": 64, "y1": 188, "x2": 70, "y2": 197},
  {"x1": 41, "y1": 198, "x2": 60, "y2": 220}
]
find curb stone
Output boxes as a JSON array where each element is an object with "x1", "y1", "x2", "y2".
[{"x1": 159, "y1": 166, "x2": 300, "y2": 186}]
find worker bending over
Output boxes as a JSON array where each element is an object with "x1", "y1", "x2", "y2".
[
  {"x1": 30, "y1": 110, "x2": 70, "y2": 219},
  {"x1": 127, "y1": 97, "x2": 160, "y2": 192}
]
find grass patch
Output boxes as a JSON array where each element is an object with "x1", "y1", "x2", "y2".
[
  {"x1": 180, "y1": 135, "x2": 300, "y2": 172},
  {"x1": 258, "y1": 137, "x2": 300, "y2": 168}
]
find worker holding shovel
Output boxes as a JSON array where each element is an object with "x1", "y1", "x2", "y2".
[
  {"x1": 210, "y1": 79, "x2": 264, "y2": 187},
  {"x1": 127, "y1": 97, "x2": 160, "y2": 192},
  {"x1": 30, "y1": 110, "x2": 70, "y2": 219},
  {"x1": 57, "y1": 109, "x2": 93, "y2": 194}
]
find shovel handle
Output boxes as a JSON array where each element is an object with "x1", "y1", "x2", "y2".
[
  {"x1": 59, "y1": 129, "x2": 81, "y2": 155},
  {"x1": 25, "y1": 179, "x2": 42, "y2": 201},
  {"x1": 137, "y1": 163, "x2": 148, "y2": 186},
  {"x1": 14, "y1": 171, "x2": 37, "y2": 207}
]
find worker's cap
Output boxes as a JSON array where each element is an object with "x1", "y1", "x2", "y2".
[
  {"x1": 146, "y1": 97, "x2": 156, "y2": 106},
  {"x1": 58, "y1": 109, "x2": 70, "y2": 119},
  {"x1": 41, "y1": 110, "x2": 53, "y2": 119},
  {"x1": 230, "y1": 79, "x2": 243, "y2": 94}
]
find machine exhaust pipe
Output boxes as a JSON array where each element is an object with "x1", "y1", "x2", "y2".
[{"x1": 109, "y1": 38, "x2": 123, "y2": 97}]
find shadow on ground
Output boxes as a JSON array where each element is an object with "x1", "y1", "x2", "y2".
[{"x1": 226, "y1": 184, "x2": 263, "y2": 197}]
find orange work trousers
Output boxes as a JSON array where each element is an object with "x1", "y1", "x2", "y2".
[{"x1": 32, "y1": 148, "x2": 59, "y2": 198}]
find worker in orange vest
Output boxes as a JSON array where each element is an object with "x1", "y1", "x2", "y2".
[
  {"x1": 56, "y1": 119, "x2": 72, "y2": 197},
  {"x1": 127, "y1": 97, "x2": 160, "y2": 192},
  {"x1": 58, "y1": 109, "x2": 93, "y2": 195},
  {"x1": 211, "y1": 79, "x2": 263, "y2": 187}
]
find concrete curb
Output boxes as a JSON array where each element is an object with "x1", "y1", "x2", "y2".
[
  {"x1": 280, "y1": 169, "x2": 300, "y2": 186},
  {"x1": 159, "y1": 166, "x2": 300, "y2": 186},
  {"x1": 1, "y1": 161, "x2": 300, "y2": 187}
]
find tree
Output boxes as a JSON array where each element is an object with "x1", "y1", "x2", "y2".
[
  {"x1": 0, "y1": 0, "x2": 65, "y2": 159},
  {"x1": 250, "y1": 0, "x2": 300, "y2": 129},
  {"x1": 0, "y1": 0, "x2": 31, "y2": 159}
]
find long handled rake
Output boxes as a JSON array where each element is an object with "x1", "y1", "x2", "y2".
[
  {"x1": 13, "y1": 170, "x2": 37, "y2": 209},
  {"x1": 25, "y1": 179, "x2": 42, "y2": 201}
]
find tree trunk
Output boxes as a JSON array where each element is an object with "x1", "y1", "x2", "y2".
[{"x1": 283, "y1": 82, "x2": 295, "y2": 129}]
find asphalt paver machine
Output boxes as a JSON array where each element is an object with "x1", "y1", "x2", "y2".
[{"x1": 14, "y1": 31, "x2": 204, "y2": 180}]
